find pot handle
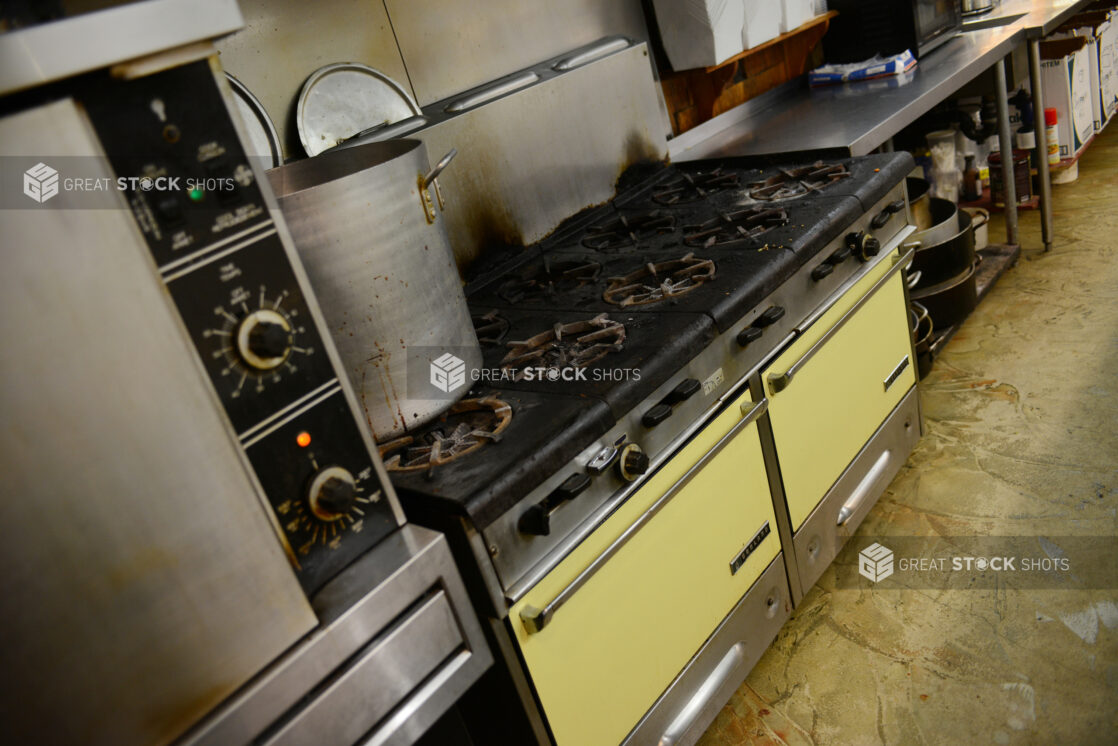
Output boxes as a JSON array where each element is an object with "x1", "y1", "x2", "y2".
[
  {"x1": 419, "y1": 148, "x2": 457, "y2": 223},
  {"x1": 423, "y1": 148, "x2": 457, "y2": 188},
  {"x1": 907, "y1": 269, "x2": 922, "y2": 290},
  {"x1": 911, "y1": 301, "x2": 930, "y2": 328},
  {"x1": 969, "y1": 208, "x2": 989, "y2": 229}
]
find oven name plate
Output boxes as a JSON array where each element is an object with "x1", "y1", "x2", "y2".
[{"x1": 730, "y1": 521, "x2": 771, "y2": 575}]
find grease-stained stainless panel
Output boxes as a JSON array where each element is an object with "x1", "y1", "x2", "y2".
[
  {"x1": 385, "y1": 0, "x2": 650, "y2": 106},
  {"x1": 215, "y1": 0, "x2": 411, "y2": 161},
  {"x1": 414, "y1": 43, "x2": 668, "y2": 267}
]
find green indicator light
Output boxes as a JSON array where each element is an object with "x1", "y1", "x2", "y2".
[{"x1": 189, "y1": 187, "x2": 204, "y2": 202}]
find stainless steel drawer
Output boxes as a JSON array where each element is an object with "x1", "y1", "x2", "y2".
[{"x1": 266, "y1": 589, "x2": 465, "y2": 745}]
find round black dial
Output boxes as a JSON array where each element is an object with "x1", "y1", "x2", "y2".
[
  {"x1": 236, "y1": 309, "x2": 293, "y2": 370},
  {"x1": 307, "y1": 466, "x2": 358, "y2": 521},
  {"x1": 618, "y1": 444, "x2": 650, "y2": 481}
]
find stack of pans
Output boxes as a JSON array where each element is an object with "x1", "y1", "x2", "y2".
[{"x1": 905, "y1": 178, "x2": 978, "y2": 331}]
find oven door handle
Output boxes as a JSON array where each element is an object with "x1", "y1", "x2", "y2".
[
  {"x1": 767, "y1": 246, "x2": 915, "y2": 395},
  {"x1": 519, "y1": 398, "x2": 769, "y2": 635}
]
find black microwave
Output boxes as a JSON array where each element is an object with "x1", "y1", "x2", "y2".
[{"x1": 823, "y1": 0, "x2": 962, "y2": 62}]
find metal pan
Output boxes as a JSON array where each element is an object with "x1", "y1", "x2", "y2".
[
  {"x1": 297, "y1": 63, "x2": 421, "y2": 156},
  {"x1": 906, "y1": 177, "x2": 932, "y2": 230},
  {"x1": 910, "y1": 261, "x2": 978, "y2": 330},
  {"x1": 910, "y1": 208, "x2": 975, "y2": 289},
  {"x1": 908, "y1": 196, "x2": 960, "y2": 248},
  {"x1": 910, "y1": 301, "x2": 934, "y2": 379},
  {"x1": 226, "y1": 73, "x2": 282, "y2": 169}
]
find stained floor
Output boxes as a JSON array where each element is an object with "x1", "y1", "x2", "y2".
[{"x1": 698, "y1": 124, "x2": 1118, "y2": 745}]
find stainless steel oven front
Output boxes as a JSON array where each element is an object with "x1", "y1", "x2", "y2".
[{"x1": 0, "y1": 8, "x2": 489, "y2": 745}]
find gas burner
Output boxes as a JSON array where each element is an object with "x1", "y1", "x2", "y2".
[
  {"x1": 748, "y1": 161, "x2": 850, "y2": 201},
  {"x1": 652, "y1": 168, "x2": 740, "y2": 205},
  {"x1": 379, "y1": 397, "x2": 512, "y2": 474},
  {"x1": 473, "y1": 310, "x2": 510, "y2": 346},
  {"x1": 603, "y1": 254, "x2": 716, "y2": 307},
  {"x1": 580, "y1": 211, "x2": 676, "y2": 251},
  {"x1": 497, "y1": 257, "x2": 602, "y2": 304},
  {"x1": 683, "y1": 207, "x2": 789, "y2": 248},
  {"x1": 501, "y1": 314, "x2": 626, "y2": 378}
]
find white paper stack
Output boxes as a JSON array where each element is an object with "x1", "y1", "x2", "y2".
[
  {"x1": 652, "y1": 0, "x2": 746, "y2": 70},
  {"x1": 743, "y1": 0, "x2": 780, "y2": 49},
  {"x1": 780, "y1": 0, "x2": 815, "y2": 34}
]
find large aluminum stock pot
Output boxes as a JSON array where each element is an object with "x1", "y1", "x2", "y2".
[{"x1": 267, "y1": 139, "x2": 482, "y2": 440}]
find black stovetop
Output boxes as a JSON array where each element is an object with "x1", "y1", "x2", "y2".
[{"x1": 390, "y1": 151, "x2": 914, "y2": 530}]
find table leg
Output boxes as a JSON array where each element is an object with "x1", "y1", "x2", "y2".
[
  {"x1": 995, "y1": 55, "x2": 1018, "y2": 246},
  {"x1": 1027, "y1": 38, "x2": 1054, "y2": 252}
]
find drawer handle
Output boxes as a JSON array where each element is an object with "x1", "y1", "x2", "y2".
[
  {"x1": 519, "y1": 399, "x2": 768, "y2": 634},
  {"x1": 659, "y1": 642, "x2": 747, "y2": 745},
  {"x1": 768, "y1": 245, "x2": 915, "y2": 395},
  {"x1": 836, "y1": 450, "x2": 892, "y2": 525}
]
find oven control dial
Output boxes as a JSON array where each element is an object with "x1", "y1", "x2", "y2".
[
  {"x1": 306, "y1": 466, "x2": 358, "y2": 521},
  {"x1": 236, "y1": 309, "x2": 293, "y2": 370},
  {"x1": 846, "y1": 231, "x2": 881, "y2": 262},
  {"x1": 618, "y1": 444, "x2": 650, "y2": 481}
]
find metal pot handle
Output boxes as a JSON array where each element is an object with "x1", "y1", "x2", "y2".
[
  {"x1": 907, "y1": 269, "x2": 922, "y2": 290},
  {"x1": 423, "y1": 148, "x2": 457, "y2": 188},
  {"x1": 419, "y1": 148, "x2": 458, "y2": 223},
  {"x1": 969, "y1": 208, "x2": 989, "y2": 229}
]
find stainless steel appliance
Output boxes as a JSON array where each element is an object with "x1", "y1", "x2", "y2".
[
  {"x1": 267, "y1": 139, "x2": 483, "y2": 441},
  {"x1": 823, "y1": 0, "x2": 963, "y2": 60},
  {"x1": 344, "y1": 150, "x2": 923, "y2": 745},
  {"x1": 326, "y1": 37, "x2": 669, "y2": 267},
  {"x1": 962, "y1": 0, "x2": 996, "y2": 18},
  {"x1": 0, "y1": 4, "x2": 489, "y2": 744}
]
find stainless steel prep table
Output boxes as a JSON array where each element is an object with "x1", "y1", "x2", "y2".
[{"x1": 670, "y1": 0, "x2": 1098, "y2": 252}]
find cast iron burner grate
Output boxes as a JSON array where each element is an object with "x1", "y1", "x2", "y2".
[
  {"x1": 497, "y1": 257, "x2": 602, "y2": 304},
  {"x1": 603, "y1": 254, "x2": 716, "y2": 307},
  {"x1": 580, "y1": 211, "x2": 676, "y2": 251},
  {"x1": 501, "y1": 314, "x2": 626, "y2": 379},
  {"x1": 379, "y1": 397, "x2": 512, "y2": 475},
  {"x1": 683, "y1": 207, "x2": 789, "y2": 248},
  {"x1": 473, "y1": 310, "x2": 510, "y2": 346},
  {"x1": 652, "y1": 168, "x2": 740, "y2": 205},
  {"x1": 748, "y1": 162, "x2": 850, "y2": 201}
]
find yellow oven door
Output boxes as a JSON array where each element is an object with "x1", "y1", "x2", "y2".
[
  {"x1": 509, "y1": 390, "x2": 777, "y2": 746},
  {"x1": 765, "y1": 243, "x2": 916, "y2": 531}
]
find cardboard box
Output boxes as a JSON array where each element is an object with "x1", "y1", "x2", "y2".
[
  {"x1": 1040, "y1": 36, "x2": 1095, "y2": 159},
  {"x1": 780, "y1": 0, "x2": 815, "y2": 34},
  {"x1": 1100, "y1": 15, "x2": 1118, "y2": 122},
  {"x1": 652, "y1": 0, "x2": 745, "y2": 71},
  {"x1": 743, "y1": 1, "x2": 780, "y2": 49},
  {"x1": 1053, "y1": 11, "x2": 1118, "y2": 131}
]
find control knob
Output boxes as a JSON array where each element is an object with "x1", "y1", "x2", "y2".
[
  {"x1": 618, "y1": 443, "x2": 650, "y2": 481},
  {"x1": 845, "y1": 231, "x2": 881, "y2": 262},
  {"x1": 306, "y1": 466, "x2": 358, "y2": 521},
  {"x1": 236, "y1": 309, "x2": 293, "y2": 370}
]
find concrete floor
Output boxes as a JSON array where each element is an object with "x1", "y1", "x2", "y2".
[{"x1": 698, "y1": 124, "x2": 1118, "y2": 745}]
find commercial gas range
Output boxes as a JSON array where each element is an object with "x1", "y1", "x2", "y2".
[{"x1": 385, "y1": 150, "x2": 922, "y2": 745}]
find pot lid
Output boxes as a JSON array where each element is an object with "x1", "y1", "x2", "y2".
[
  {"x1": 297, "y1": 62, "x2": 421, "y2": 157},
  {"x1": 226, "y1": 73, "x2": 283, "y2": 169}
]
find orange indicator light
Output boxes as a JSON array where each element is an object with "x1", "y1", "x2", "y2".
[{"x1": 296, "y1": 431, "x2": 312, "y2": 448}]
